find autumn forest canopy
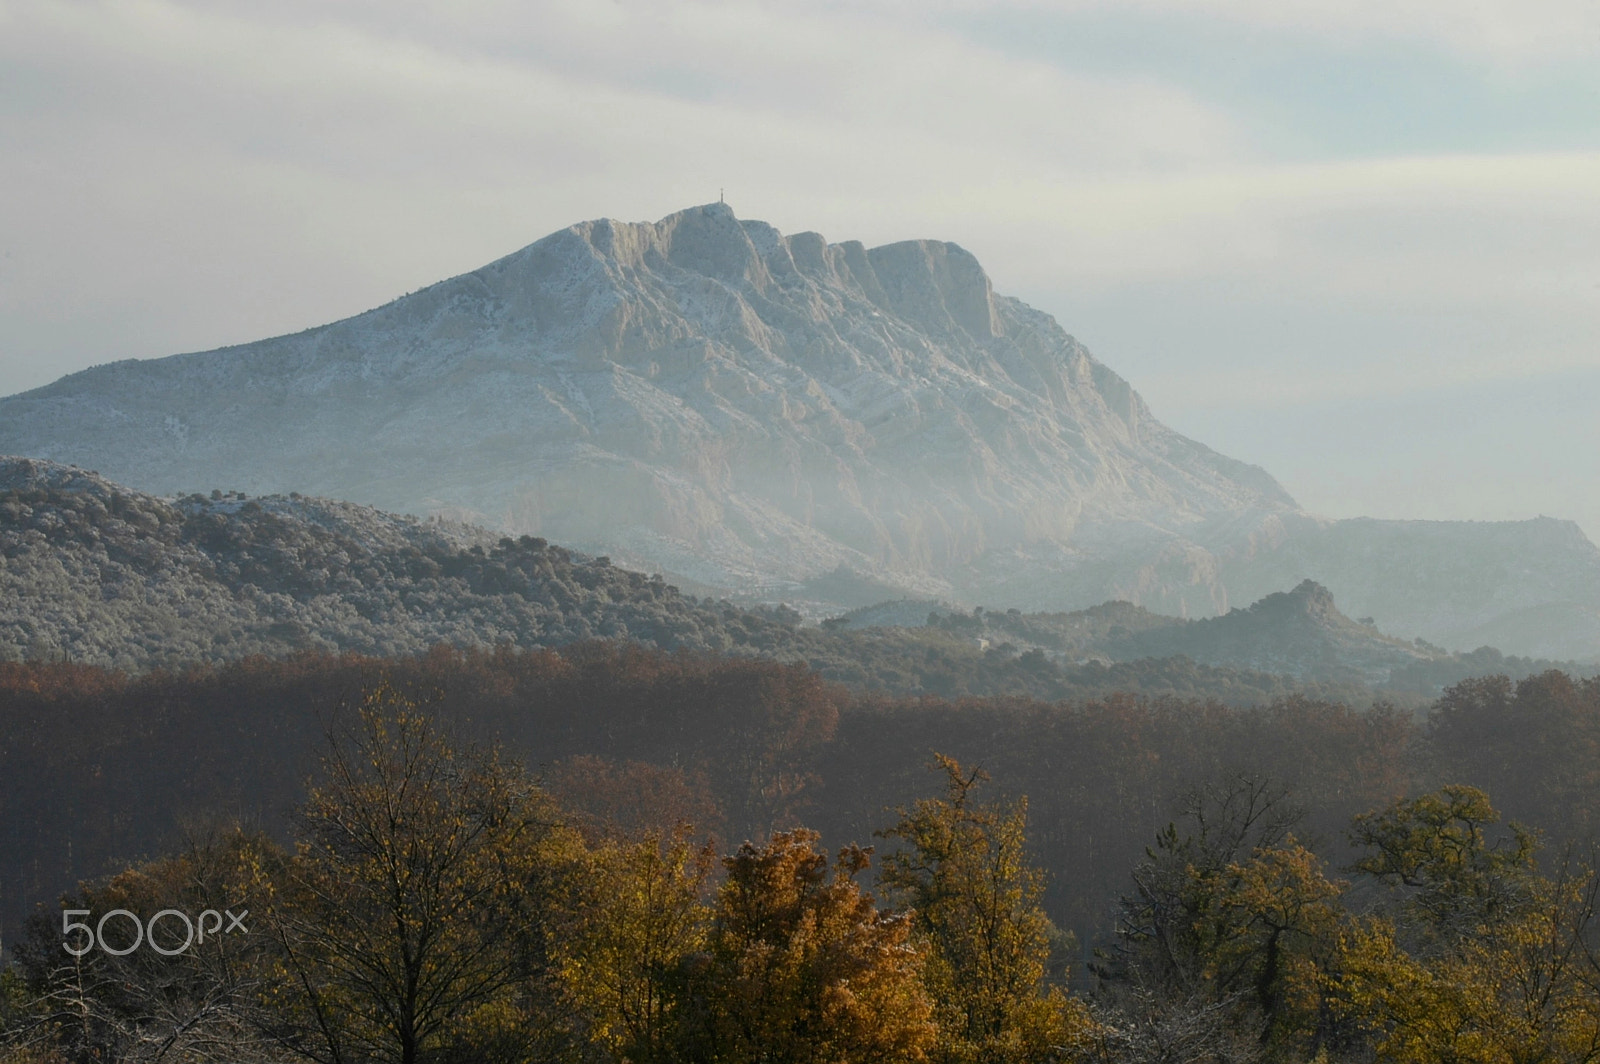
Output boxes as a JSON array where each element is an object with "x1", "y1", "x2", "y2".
[{"x1": 1, "y1": 644, "x2": 1599, "y2": 1063}]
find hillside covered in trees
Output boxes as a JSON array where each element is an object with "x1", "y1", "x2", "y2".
[{"x1": 3, "y1": 458, "x2": 1586, "y2": 704}]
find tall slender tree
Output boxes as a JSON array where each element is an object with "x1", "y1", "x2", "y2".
[{"x1": 879, "y1": 756, "x2": 1091, "y2": 1064}]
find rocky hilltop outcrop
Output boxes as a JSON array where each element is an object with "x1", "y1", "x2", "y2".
[
  {"x1": 3, "y1": 205, "x2": 1598, "y2": 657},
  {"x1": 1110, "y1": 579, "x2": 1436, "y2": 685}
]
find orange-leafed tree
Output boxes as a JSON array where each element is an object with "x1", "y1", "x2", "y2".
[{"x1": 676, "y1": 829, "x2": 936, "y2": 1064}]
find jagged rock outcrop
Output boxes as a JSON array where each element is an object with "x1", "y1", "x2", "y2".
[{"x1": 1110, "y1": 578, "x2": 1437, "y2": 685}]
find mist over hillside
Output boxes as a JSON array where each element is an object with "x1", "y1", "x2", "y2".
[
  {"x1": 3, "y1": 458, "x2": 1585, "y2": 700},
  {"x1": 3, "y1": 205, "x2": 1598, "y2": 657}
]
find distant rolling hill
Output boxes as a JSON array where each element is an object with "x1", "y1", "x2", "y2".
[
  {"x1": 844, "y1": 582, "x2": 1592, "y2": 690},
  {"x1": 3, "y1": 458, "x2": 1587, "y2": 701}
]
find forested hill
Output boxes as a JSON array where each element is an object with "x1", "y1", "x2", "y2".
[
  {"x1": 0, "y1": 456, "x2": 766, "y2": 666},
  {"x1": 859, "y1": 584, "x2": 1594, "y2": 690},
  {"x1": 1, "y1": 457, "x2": 1581, "y2": 701}
]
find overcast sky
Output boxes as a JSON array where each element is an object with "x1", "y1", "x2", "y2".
[{"x1": 3, "y1": 0, "x2": 1598, "y2": 536}]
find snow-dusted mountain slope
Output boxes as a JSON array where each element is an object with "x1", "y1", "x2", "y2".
[
  {"x1": 3, "y1": 203, "x2": 1599, "y2": 657},
  {"x1": 0, "y1": 204, "x2": 1289, "y2": 602}
]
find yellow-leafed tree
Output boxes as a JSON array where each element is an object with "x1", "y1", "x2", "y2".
[
  {"x1": 879, "y1": 756, "x2": 1094, "y2": 1064},
  {"x1": 1333, "y1": 787, "x2": 1600, "y2": 1064},
  {"x1": 676, "y1": 829, "x2": 937, "y2": 1064},
  {"x1": 558, "y1": 828, "x2": 715, "y2": 1063}
]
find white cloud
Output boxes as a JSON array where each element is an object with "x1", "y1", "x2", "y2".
[
  {"x1": 926, "y1": 0, "x2": 1600, "y2": 66},
  {"x1": 0, "y1": 0, "x2": 1244, "y2": 387}
]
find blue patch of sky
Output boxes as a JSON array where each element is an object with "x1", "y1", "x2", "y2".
[{"x1": 937, "y1": 8, "x2": 1600, "y2": 160}]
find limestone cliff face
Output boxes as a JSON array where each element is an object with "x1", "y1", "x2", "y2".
[{"x1": 0, "y1": 204, "x2": 1291, "y2": 603}]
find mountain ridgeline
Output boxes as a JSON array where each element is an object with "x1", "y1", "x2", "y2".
[{"x1": 2, "y1": 204, "x2": 1599, "y2": 656}]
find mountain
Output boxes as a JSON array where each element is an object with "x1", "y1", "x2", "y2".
[
  {"x1": 3, "y1": 204, "x2": 1598, "y2": 657},
  {"x1": 1108, "y1": 579, "x2": 1436, "y2": 685},
  {"x1": 0, "y1": 203, "x2": 1292, "y2": 608},
  {"x1": 849, "y1": 580, "x2": 1576, "y2": 688}
]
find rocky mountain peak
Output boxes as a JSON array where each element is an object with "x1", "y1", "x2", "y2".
[
  {"x1": 0, "y1": 205, "x2": 1296, "y2": 613},
  {"x1": 520, "y1": 202, "x2": 1004, "y2": 356}
]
